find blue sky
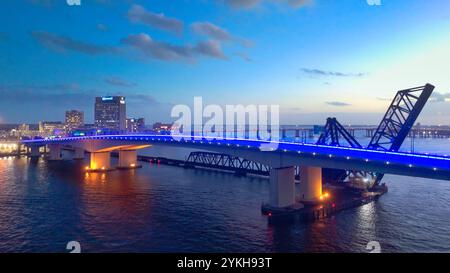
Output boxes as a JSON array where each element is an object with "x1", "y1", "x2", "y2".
[{"x1": 0, "y1": 0, "x2": 449, "y2": 125}]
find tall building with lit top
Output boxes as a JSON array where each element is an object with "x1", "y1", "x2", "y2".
[
  {"x1": 65, "y1": 110, "x2": 84, "y2": 132},
  {"x1": 94, "y1": 96, "x2": 126, "y2": 131}
]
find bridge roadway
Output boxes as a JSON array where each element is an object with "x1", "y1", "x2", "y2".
[{"x1": 21, "y1": 134, "x2": 450, "y2": 181}]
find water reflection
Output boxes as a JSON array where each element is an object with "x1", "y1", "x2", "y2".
[{"x1": 0, "y1": 147, "x2": 449, "y2": 252}]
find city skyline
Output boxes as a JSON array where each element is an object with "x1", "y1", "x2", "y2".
[{"x1": 0, "y1": 0, "x2": 450, "y2": 125}]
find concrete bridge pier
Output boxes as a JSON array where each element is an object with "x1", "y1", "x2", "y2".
[
  {"x1": 299, "y1": 166, "x2": 323, "y2": 204},
  {"x1": 48, "y1": 144, "x2": 62, "y2": 161},
  {"x1": 117, "y1": 150, "x2": 141, "y2": 169},
  {"x1": 29, "y1": 146, "x2": 41, "y2": 157},
  {"x1": 269, "y1": 167, "x2": 296, "y2": 208},
  {"x1": 17, "y1": 144, "x2": 23, "y2": 156},
  {"x1": 73, "y1": 147, "x2": 85, "y2": 160},
  {"x1": 88, "y1": 152, "x2": 112, "y2": 172}
]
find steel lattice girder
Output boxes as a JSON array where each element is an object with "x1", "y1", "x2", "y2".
[
  {"x1": 368, "y1": 84, "x2": 434, "y2": 151},
  {"x1": 317, "y1": 118, "x2": 362, "y2": 148},
  {"x1": 317, "y1": 84, "x2": 434, "y2": 185},
  {"x1": 186, "y1": 152, "x2": 272, "y2": 175}
]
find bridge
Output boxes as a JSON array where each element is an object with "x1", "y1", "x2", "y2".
[{"x1": 18, "y1": 84, "x2": 450, "y2": 210}]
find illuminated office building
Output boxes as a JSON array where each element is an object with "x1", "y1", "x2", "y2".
[{"x1": 94, "y1": 96, "x2": 126, "y2": 131}]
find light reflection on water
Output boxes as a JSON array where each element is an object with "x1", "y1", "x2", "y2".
[{"x1": 0, "y1": 138, "x2": 449, "y2": 253}]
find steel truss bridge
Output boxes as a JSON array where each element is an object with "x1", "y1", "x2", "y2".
[{"x1": 185, "y1": 151, "x2": 302, "y2": 178}]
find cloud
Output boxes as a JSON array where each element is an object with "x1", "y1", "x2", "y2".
[
  {"x1": 127, "y1": 4, "x2": 184, "y2": 35},
  {"x1": 126, "y1": 94, "x2": 164, "y2": 106},
  {"x1": 190, "y1": 22, "x2": 252, "y2": 47},
  {"x1": 31, "y1": 31, "x2": 116, "y2": 55},
  {"x1": 121, "y1": 34, "x2": 192, "y2": 61},
  {"x1": 430, "y1": 92, "x2": 450, "y2": 102},
  {"x1": 121, "y1": 33, "x2": 227, "y2": 62},
  {"x1": 301, "y1": 68, "x2": 366, "y2": 78},
  {"x1": 191, "y1": 22, "x2": 232, "y2": 41},
  {"x1": 31, "y1": 30, "x2": 228, "y2": 63},
  {"x1": 0, "y1": 83, "x2": 90, "y2": 105},
  {"x1": 223, "y1": 0, "x2": 312, "y2": 9},
  {"x1": 105, "y1": 77, "x2": 137, "y2": 87},
  {"x1": 0, "y1": 83, "x2": 80, "y2": 93},
  {"x1": 326, "y1": 101, "x2": 351, "y2": 107},
  {"x1": 195, "y1": 40, "x2": 228, "y2": 60}
]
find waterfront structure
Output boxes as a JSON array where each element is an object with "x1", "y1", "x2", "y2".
[
  {"x1": 0, "y1": 124, "x2": 39, "y2": 140},
  {"x1": 68, "y1": 124, "x2": 98, "y2": 137},
  {"x1": 18, "y1": 124, "x2": 30, "y2": 134},
  {"x1": 126, "y1": 118, "x2": 145, "y2": 133},
  {"x1": 65, "y1": 110, "x2": 84, "y2": 132},
  {"x1": 0, "y1": 142, "x2": 18, "y2": 155},
  {"x1": 153, "y1": 122, "x2": 172, "y2": 133},
  {"x1": 39, "y1": 121, "x2": 65, "y2": 138},
  {"x1": 94, "y1": 96, "x2": 126, "y2": 132}
]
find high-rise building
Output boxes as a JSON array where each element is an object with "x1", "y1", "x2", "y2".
[
  {"x1": 94, "y1": 96, "x2": 126, "y2": 131},
  {"x1": 126, "y1": 118, "x2": 145, "y2": 133},
  {"x1": 65, "y1": 110, "x2": 84, "y2": 132}
]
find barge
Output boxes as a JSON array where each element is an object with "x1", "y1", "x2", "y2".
[{"x1": 261, "y1": 184, "x2": 388, "y2": 224}]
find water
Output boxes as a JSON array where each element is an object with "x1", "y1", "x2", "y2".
[{"x1": 0, "y1": 138, "x2": 449, "y2": 253}]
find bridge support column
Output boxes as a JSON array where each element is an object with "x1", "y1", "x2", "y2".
[
  {"x1": 48, "y1": 144, "x2": 62, "y2": 161},
  {"x1": 299, "y1": 166, "x2": 323, "y2": 203},
  {"x1": 73, "y1": 148, "x2": 85, "y2": 160},
  {"x1": 29, "y1": 146, "x2": 40, "y2": 157},
  {"x1": 269, "y1": 167, "x2": 296, "y2": 208},
  {"x1": 88, "y1": 152, "x2": 112, "y2": 172},
  {"x1": 17, "y1": 144, "x2": 23, "y2": 156},
  {"x1": 117, "y1": 150, "x2": 140, "y2": 169}
]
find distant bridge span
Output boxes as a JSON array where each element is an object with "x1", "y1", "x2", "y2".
[{"x1": 21, "y1": 134, "x2": 450, "y2": 181}]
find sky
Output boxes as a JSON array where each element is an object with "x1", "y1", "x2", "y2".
[{"x1": 0, "y1": 0, "x2": 449, "y2": 125}]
